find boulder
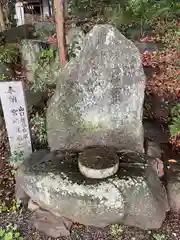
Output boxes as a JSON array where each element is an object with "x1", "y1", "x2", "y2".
[
  {"x1": 20, "y1": 39, "x2": 48, "y2": 84},
  {"x1": 143, "y1": 94, "x2": 170, "y2": 123},
  {"x1": 166, "y1": 161, "x2": 180, "y2": 211},
  {"x1": 144, "y1": 139, "x2": 162, "y2": 159},
  {"x1": 33, "y1": 21, "x2": 56, "y2": 41},
  {"x1": 0, "y1": 24, "x2": 35, "y2": 43},
  {"x1": 143, "y1": 119, "x2": 169, "y2": 143},
  {"x1": 27, "y1": 208, "x2": 73, "y2": 238},
  {"x1": 46, "y1": 24, "x2": 146, "y2": 152},
  {"x1": 21, "y1": 28, "x2": 85, "y2": 89},
  {"x1": 16, "y1": 149, "x2": 169, "y2": 230}
]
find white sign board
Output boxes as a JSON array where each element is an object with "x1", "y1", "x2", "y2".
[{"x1": 0, "y1": 81, "x2": 32, "y2": 158}]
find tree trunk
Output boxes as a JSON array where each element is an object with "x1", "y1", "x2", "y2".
[
  {"x1": 54, "y1": 0, "x2": 68, "y2": 68},
  {"x1": 3, "y1": 5, "x2": 10, "y2": 28},
  {"x1": 0, "y1": 3, "x2": 5, "y2": 31}
]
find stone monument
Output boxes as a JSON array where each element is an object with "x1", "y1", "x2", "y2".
[
  {"x1": 46, "y1": 24, "x2": 146, "y2": 153},
  {"x1": 16, "y1": 25, "x2": 169, "y2": 237}
]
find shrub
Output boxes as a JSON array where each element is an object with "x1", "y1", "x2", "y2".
[
  {"x1": 30, "y1": 113, "x2": 47, "y2": 147},
  {"x1": 0, "y1": 224, "x2": 23, "y2": 240},
  {"x1": 0, "y1": 43, "x2": 20, "y2": 65},
  {"x1": 170, "y1": 104, "x2": 180, "y2": 137},
  {"x1": 104, "y1": 0, "x2": 180, "y2": 34},
  {"x1": 8, "y1": 151, "x2": 25, "y2": 166}
]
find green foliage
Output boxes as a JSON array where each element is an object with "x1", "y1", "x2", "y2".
[
  {"x1": 152, "y1": 233, "x2": 166, "y2": 240},
  {"x1": 68, "y1": 39, "x2": 82, "y2": 59},
  {"x1": 104, "y1": 0, "x2": 180, "y2": 34},
  {"x1": 33, "y1": 22, "x2": 56, "y2": 41},
  {"x1": 162, "y1": 25, "x2": 180, "y2": 50},
  {"x1": 30, "y1": 48, "x2": 56, "y2": 92},
  {"x1": 0, "y1": 199, "x2": 21, "y2": 214},
  {"x1": 31, "y1": 31, "x2": 84, "y2": 92},
  {"x1": 39, "y1": 48, "x2": 54, "y2": 60},
  {"x1": 30, "y1": 113, "x2": 47, "y2": 146},
  {"x1": 109, "y1": 224, "x2": 124, "y2": 236},
  {"x1": 170, "y1": 104, "x2": 180, "y2": 137},
  {"x1": 0, "y1": 224, "x2": 23, "y2": 240},
  {"x1": 0, "y1": 201, "x2": 22, "y2": 240},
  {"x1": 0, "y1": 74, "x2": 9, "y2": 81},
  {"x1": 8, "y1": 151, "x2": 25, "y2": 165},
  {"x1": 0, "y1": 44, "x2": 20, "y2": 65}
]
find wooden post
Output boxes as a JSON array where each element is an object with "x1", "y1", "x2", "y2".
[
  {"x1": 0, "y1": 3, "x2": 5, "y2": 31},
  {"x1": 53, "y1": 0, "x2": 68, "y2": 68}
]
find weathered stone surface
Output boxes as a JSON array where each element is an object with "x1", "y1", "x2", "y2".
[
  {"x1": 33, "y1": 21, "x2": 56, "y2": 41},
  {"x1": 166, "y1": 162, "x2": 180, "y2": 211},
  {"x1": 16, "y1": 149, "x2": 168, "y2": 230},
  {"x1": 144, "y1": 139, "x2": 162, "y2": 159},
  {"x1": 67, "y1": 27, "x2": 85, "y2": 59},
  {"x1": 15, "y1": 178, "x2": 30, "y2": 204},
  {"x1": 144, "y1": 95, "x2": 170, "y2": 123},
  {"x1": 28, "y1": 198, "x2": 40, "y2": 212},
  {"x1": 47, "y1": 24, "x2": 146, "y2": 152},
  {"x1": 21, "y1": 28, "x2": 85, "y2": 89},
  {"x1": 25, "y1": 89, "x2": 49, "y2": 111},
  {"x1": 0, "y1": 24, "x2": 34, "y2": 43},
  {"x1": 21, "y1": 39, "x2": 44, "y2": 83},
  {"x1": 78, "y1": 146, "x2": 119, "y2": 179},
  {"x1": 15, "y1": 149, "x2": 49, "y2": 203},
  {"x1": 27, "y1": 208, "x2": 73, "y2": 237},
  {"x1": 143, "y1": 119, "x2": 169, "y2": 143}
]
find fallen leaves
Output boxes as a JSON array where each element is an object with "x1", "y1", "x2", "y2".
[
  {"x1": 142, "y1": 48, "x2": 180, "y2": 100},
  {"x1": 141, "y1": 19, "x2": 180, "y2": 100},
  {"x1": 168, "y1": 159, "x2": 177, "y2": 163},
  {"x1": 0, "y1": 126, "x2": 15, "y2": 207}
]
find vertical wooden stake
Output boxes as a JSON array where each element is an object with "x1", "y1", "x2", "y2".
[
  {"x1": 0, "y1": 3, "x2": 5, "y2": 31},
  {"x1": 54, "y1": 0, "x2": 68, "y2": 68}
]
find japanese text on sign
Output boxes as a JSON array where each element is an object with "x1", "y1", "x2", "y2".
[{"x1": 0, "y1": 81, "x2": 32, "y2": 158}]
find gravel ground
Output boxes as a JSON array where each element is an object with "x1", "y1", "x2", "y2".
[{"x1": 1, "y1": 208, "x2": 180, "y2": 240}]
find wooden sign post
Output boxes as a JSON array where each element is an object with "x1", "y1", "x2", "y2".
[{"x1": 0, "y1": 81, "x2": 32, "y2": 159}]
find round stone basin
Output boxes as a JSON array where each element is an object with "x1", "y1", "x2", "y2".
[{"x1": 78, "y1": 147, "x2": 119, "y2": 179}]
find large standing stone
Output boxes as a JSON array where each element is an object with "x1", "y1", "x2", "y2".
[
  {"x1": 21, "y1": 39, "x2": 44, "y2": 84},
  {"x1": 16, "y1": 150, "x2": 169, "y2": 230},
  {"x1": 46, "y1": 24, "x2": 146, "y2": 152}
]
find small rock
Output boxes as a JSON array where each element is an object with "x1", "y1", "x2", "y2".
[
  {"x1": 15, "y1": 171, "x2": 29, "y2": 205},
  {"x1": 27, "y1": 208, "x2": 73, "y2": 238},
  {"x1": 28, "y1": 199, "x2": 39, "y2": 212},
  {"x1": 145, "y1": 139, "x2": 162, "y2": 159},
  {"x1": 166, "y1": 162, "x2": 180, "y2": 211}
]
